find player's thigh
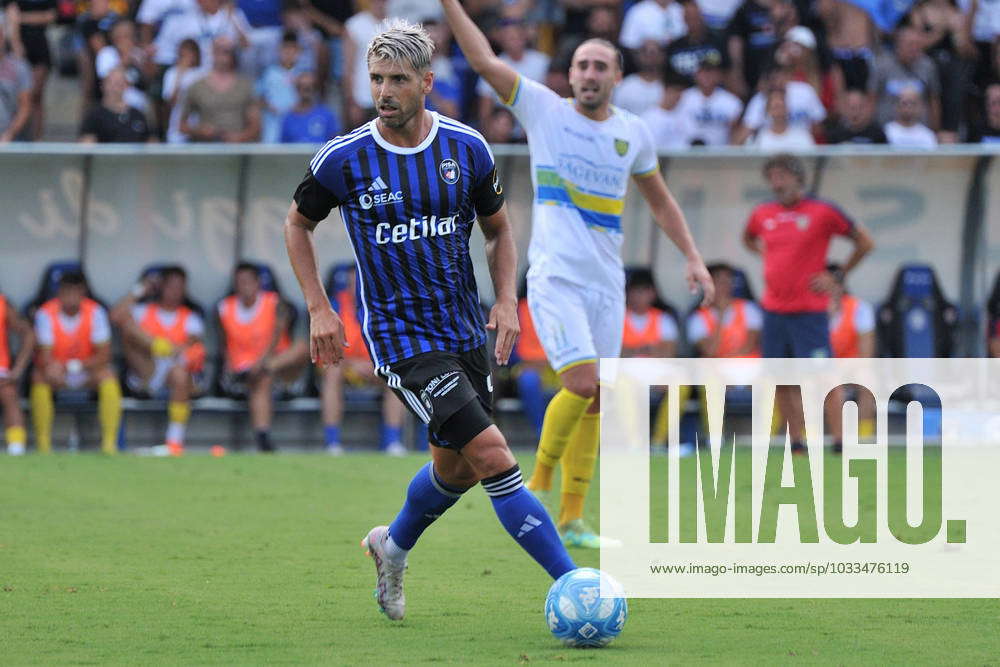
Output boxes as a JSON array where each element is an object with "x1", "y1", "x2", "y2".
[
  {"x1": 527, "y1": 275, "x2": 597, "y2": 373},
  {"x1": 788, "y1": 312, "x2": 831, "y2": 358},
  {"x1": 588, "y1": 288, "x2": 625, "y2": 360}
]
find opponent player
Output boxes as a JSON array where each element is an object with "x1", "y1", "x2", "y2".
[
  {"x1": 0, "y1": 289, "x2": 34, "y2": 455},
  {"x1": 441, "y1": 0, "x2": 714, "y2": 547},
  {"x1": 283, "y1": 20, "x2": 575, "y2": 621}
]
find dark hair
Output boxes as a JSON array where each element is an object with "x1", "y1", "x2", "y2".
[
  {"x1": 663, "y1": 69, "x2": 689, "y2": 88},
  {"x1": 762, "y1": 153, "x2": 806, "y2": 184},
  {"x1": 706, "y1": 262, "x2": 734, "y2": 276},
  {"x1": 161, "y1": 265, "x2": 187, "y2": 283},
  {"x1": 281, "y1": 30, "x2": 299, "y2": 46},
  {"x1": 58, "y1": 270, "x2": 87, "y2": 288},
  {"x1": 235, "y1": 262, "x2": 260, "y2": 279},
  {"x1": 625, "y1": 266, "x2": 656, "y2": 290},
  {"x1": 178, "y1": 38, "x2": 201, "y2": 67}
]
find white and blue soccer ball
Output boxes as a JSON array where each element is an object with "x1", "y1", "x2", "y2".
[{"x1": 544, "y1": 567, "x2": 627, "y2": 647}]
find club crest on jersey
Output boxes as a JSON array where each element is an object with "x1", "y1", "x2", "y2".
[
  {"x1": 439, "y1": 158, "x2": 460, "y2": 185},
  {"x1": 614, "y1": 138, "x2": 629, "y2": 156}
]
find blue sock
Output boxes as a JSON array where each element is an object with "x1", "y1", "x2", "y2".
[
  {"x1": 324, "y1": 424, "x2": 340, "y2": 447},
  {"x1": 380, "y1": 424, "x2": 403, "y2": 450},
  {"x1": 388, "y1": 462, "x2": 466, "y2": 550},
  {"x1": 483, "y1": 464, "x2": 576, "y2": 580},
  {"x1": 517, "y1": 369, "x2": 546, "y2": 437}
]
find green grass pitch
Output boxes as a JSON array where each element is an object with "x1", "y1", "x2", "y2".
[{"x1": 2, "y1": 453, "x2": 998, "y2": 664}]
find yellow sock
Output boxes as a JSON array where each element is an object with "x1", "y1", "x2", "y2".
[
  {"x1": 651, "y1": 385, "x2": 692, "y2": 446},
  {"x1": 558, "y1": 412, "x2": 599, "y2": 526},
  {"x1": 6, "y1": 425, "x2": 26, "y2": 447},
  {"x1": 166, "y1": 401, "x2": 191, "y2": 446},
  {"x1": 98, "y1": 378, "x2": 122, "y2": 455},
  {"x1": 859, "y1": 418, "x2": 875, "y2": 439},
  {"x1": 527, "y1": 388, "x2": 592, "y2": 491},
  {"x1": 30, "y1": 383, "x2": 54, "y2": 454}
]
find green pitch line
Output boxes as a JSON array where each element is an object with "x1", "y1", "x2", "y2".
[{"x1": 0, "y1": 454, "x2": 997, "y2": 664}]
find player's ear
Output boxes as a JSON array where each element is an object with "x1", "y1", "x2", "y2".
[{"x1": 422, "y1": 68, "x2": 434, "y2": 95}]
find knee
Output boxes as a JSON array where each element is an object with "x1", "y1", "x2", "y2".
[
  {"x1": 461, "y1": 427, "x2": 516, "y2": 479},
  {"x1": 434, "y1": 459, "x2": 479, "y2": 489},
  {"x1": 562, "y1": 374, "x2": 598, "y2": 400}
]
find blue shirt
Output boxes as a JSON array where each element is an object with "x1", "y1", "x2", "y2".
[{"x1": 281, "y1": 105, "x2": 340, "y2": 143}]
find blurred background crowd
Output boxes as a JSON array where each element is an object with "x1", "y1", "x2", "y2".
[{"x1": 1, "y1": 0, "x2": 1000, "y2": 145}]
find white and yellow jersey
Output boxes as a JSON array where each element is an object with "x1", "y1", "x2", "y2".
[{"x1": 504, "y1": 75, "x2": 659, "y2": 296}]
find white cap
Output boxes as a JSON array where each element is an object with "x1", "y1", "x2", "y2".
[{"x1": 785, "y1": 25, "x2": 816, "y2": 50}]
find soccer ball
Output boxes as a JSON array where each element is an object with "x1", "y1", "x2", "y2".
[{"x1": 544, "y1": 568, "x2": 627, "y2": 647}]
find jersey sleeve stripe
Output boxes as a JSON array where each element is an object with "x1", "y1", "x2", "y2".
[
  {"x1": 310, "y1": 127, "x2": 364, "y2": 171},
  {"x1": 310, "y1": 127, "x2": 371, "y2": 172},
  {"x1": 633, "y1": 164, "x2": 660, "y2": 177},
  {"x1": 501, "y1": 75, "x2": 521, "y2": 107}
]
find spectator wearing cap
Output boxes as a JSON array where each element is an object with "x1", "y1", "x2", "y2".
[
  {"x1": 280, "y1": 70, "x2": 339, "y2": 143},
  {"x1": 257, "y1": 30, "x2": 306, "y2": 143},
  {"x1": 675, "y1": 51, "x2": 743, "y2": 145},
  {"x1": 733, "y1": 62, "x2": 826, "y2": 144},
  {"x1": 751, "y1": 88, "x2": 817, "y2": 148},
  {"x1": 476, "y1": 17, "x2": 549, "y2": 131},
  {"x1": 667, "y1": 0, "x2": 730, "y2": 85},
  {"x1": 181, "y1": 37, "x2": 260, "y2": 142},
  {"x1": 620, "y1": 0, "x2": 688, "y2": 52},
  {"x1": 868, "y1": 25, "x2": 942, "y2": 131},
  {"x1": 342, "y1": 0, "x2": 388, "y2": 128},
  {"x1": 884, "y1": 86, "x2": 938, "y2": 148},
  {"x1": 776, "y1": 25, "x2": 839, "y2": 112},
  {"x1": 641, "y1": 72, "x2": 695, "y2": 149},
  {"x1": 823, "y1": 88, "x2": 887, "y2": 144},
  {"x1": 612, "y1": 39, "x2": 667, "y2": 116}
]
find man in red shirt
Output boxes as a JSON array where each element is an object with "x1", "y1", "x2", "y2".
[{"x1": 743, "y1": 154, "x2": 874, "y2": 453}]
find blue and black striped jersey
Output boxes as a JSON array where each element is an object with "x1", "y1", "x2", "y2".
[{"x1": 293, "y1": 112, "x2": 505, "y2": 367}]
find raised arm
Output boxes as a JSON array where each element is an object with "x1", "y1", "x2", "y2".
[
  {"x1": 440, "y1": 0, "x2": 519, "y2": 103},
  {"x1": 283, "y1": 203, "x2": 346, "y2": 366},
  {"x1": 633, "y1": 171, "x2": 715, "y2": 306},
  {"x1": 478, "y1": 204, "x2": 519, "y2": 366}
]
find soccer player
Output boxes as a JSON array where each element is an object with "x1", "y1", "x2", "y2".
[
  {"x1": 0, "y1": 289, "x2": 34, "y2": 455},
  {"x1": 283, "y1": 20, "x2": 576, "y2": 620},
  {"x1": 218, "y1": 263, "x2": 308, "y2": 453},
  {"x1": 321, "y1": 265, "x2": 405, "y2": 456},
  {"x1": 687, "y1": 263, "x2": 762, "y2": 358},
  {"x1": 441, "y1": 0, "x2": 714, "y2": 548},
  {"x1": 742, "y1": 154, "x2": 874, "y2": 454},
  {"x1": 31, "y1": 271, "x2": 122, "y2": 454},
  {"x1": 111, "y1": 266, "x2": 206, "y2": 456}
]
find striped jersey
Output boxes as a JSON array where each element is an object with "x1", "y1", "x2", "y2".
[
  {"x1": 503, "y1": 75, "x2": 658, "y2": 297},
  {"x1": 293, "y1": 111, "x2": 505, "y2": 367}
]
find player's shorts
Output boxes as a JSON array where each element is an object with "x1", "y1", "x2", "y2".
[
  {"x1": 20, "y1": 25, "x2": 52, "y2": 68},
  {"x1": 127, "y1": 358, "x2": 205, "y2": 399},
  {"x1": 377, "y1": 344, "x2": 493, "y2": 450},
  {"x1": 761, "y1": 310, "x2": 831, "y2": 358},
  {"x1": 527, "y1": 272, "x2": 624, "y2": 373}
]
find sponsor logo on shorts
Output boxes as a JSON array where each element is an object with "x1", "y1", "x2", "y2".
[{"x1": 424, "y1": 371, "x2": 461, "y2": 399}]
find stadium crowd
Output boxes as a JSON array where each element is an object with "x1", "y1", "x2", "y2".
[{"x1": 0, "y1": 0, "x2": 999, "y2": 144}]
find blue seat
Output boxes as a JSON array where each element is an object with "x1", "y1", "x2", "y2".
[{"x1": 877, "y1": 264, "x2": 957, "y2": 359}]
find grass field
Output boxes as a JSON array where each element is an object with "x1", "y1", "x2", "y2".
[{"x1": 2, "y1": 453, "x2": 998, "y2": 664}]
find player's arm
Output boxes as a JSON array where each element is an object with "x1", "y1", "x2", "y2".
[
  {"x1": 478, "y1": 204, "x2": 519, "y2": 366},
  {"x1": 440, "y1": 0, "x2": 519, "y2": 103},
  {"x1": 810, "y1": 222, "x2": 875, "y2": 293},
  {"x1": 5, "y1": 306, "x2": 34, "y2": 382},
  {"x1": 633, "y1": 171, "x2": 714, "y2": 306},
  {"x1": 283, "y1": 203, "x2": 346, "y2": 366}
]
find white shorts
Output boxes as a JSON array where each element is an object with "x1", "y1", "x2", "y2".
[{"x1": 527, "y1": 273, "x2": 624, "y2": 373}]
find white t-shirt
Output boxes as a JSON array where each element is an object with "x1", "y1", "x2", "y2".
[
  {"x1": 619, "y1": 0, "x2": 687, "y2": 48},
  {"x1": 640, "y1": 104, "x2": 695, "y2": 149},
  {"x1": 506, "y1": 76, "x2": 659, "y2": 296},
  {"x1": 346, "y1": 11, "x2": 381, "y2": 108},
  {"x1": 695, "y1": 0, "x2": 742, "y2": 29},
  {"x1": 153, "y1": 7, "x2": 251, "y2": 67},
  {"x1": 136, "y1": 0, "x2": 195, "y2": 27},
  {"x1": 612, "y1": 74, "x2": 665, "y2": 116},
  {"x1": 162, "y1": 65, "x2": 206, "y2": 143},
  {"x1": 958, "y1": 0, "x2": 1000, "y2": 42},
  {"x1": 132, "y1": 304, "x2": 205, "y2": 337},
  {"x1": 676, "y1": 86, "x2": 743, "y2": 146},
  {"x1": 742, "y1": 81, "x2": 826, "y2": 131},
  {"x1": 829, "y1": 298, "x2": 875, "y2": 335},
  {"x1": 752, "y1": 125, "x2": 816, "y2": 149},
  {"x1": 35, "y1": 305, "x2": 111, "y2": 348},
  {"x1": 884, "y1": 121, "x2": 938, "y2": 148},
  {"x1": 626, "y1": 310, "x2": 678, "y2": 342},
  {"x1": 687, "y1": 301, "x2": 763, "y2": 343},
  {"x1": 217, "y1": 293, "x2": 268, "y2": 324},
  {"x1": 476, "y1": 50, "x2": 550, "y2": 100}
]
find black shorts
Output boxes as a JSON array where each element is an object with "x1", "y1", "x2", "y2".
[
  {"x1": 20, "y1": 25, "x2": 52, "y2": 68},
  {"x1": 377, "y1": 345, "x2": 494, "y2": 450}
]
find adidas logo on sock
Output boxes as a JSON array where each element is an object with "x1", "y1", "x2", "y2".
[
  {"x1": 517, "y1": 514, "x2": 542, "y2": 538},
  {"x1": 368, "y1": 176, "x2": 389, "y2": 192}
]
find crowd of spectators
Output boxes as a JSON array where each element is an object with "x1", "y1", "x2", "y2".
[{"x1": 1, "y1": 0, "x2": 1000, "y2": 145}]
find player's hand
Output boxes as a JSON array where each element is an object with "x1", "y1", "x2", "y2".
[
  {"x1": 686, "y1": 257, "x2": 715, "y2": 307},
  {"x1": 809, "y1": 270, "x2": 837, "y2": 294},
  {"x1": 310, "y1": 306, "x2": 347, "y2": 367},
  {"x1": 486, "y1": 298, "x2": 519, "y2": 366}
]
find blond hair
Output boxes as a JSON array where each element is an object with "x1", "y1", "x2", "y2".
[{"x1": 366, "y1": 18, "x2": 434, "y2": 73}]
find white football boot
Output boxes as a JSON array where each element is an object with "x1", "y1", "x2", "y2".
[{"x1": 361, "y1": 525, "x2": 406, "y2": 620}]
